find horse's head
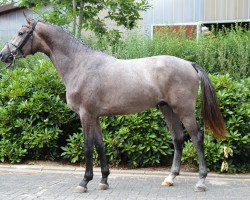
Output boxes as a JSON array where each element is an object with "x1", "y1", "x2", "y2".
[{"x1": 0, "y1": 15, "x2": 38, "y2": 63}]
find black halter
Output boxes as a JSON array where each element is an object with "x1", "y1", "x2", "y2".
[{"x1": 7, "y1": 21, "x2": 38, "y2": 56}]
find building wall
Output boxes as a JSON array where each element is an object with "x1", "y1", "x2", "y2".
[
  {"x1": 0, "y1": 8, "x2": 34, "y2": 43},
  {"x1": 203, "y1": 0, "x2": 249, "y2": 21},
  {"x1": 144, "y1": 0, "x2": 203, "y2": 27},
  {"x1": 144, "y1": 0, "x2": 250, "y2": 31}
]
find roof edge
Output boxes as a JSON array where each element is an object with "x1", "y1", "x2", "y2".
[{"x1": 0, "y1": 3, "x2": 23, "y2": 15}]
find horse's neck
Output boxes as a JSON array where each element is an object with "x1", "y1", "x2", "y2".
[{"x1": 36, "y1": 23, "x2": 92, "y2": 85}]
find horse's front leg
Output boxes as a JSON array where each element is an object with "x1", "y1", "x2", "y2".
[
  {"x1": 94, "y1": 119, "x2": 110, "y2": 190},
  {"x1": 76, "y1": 114, "x2": 96, "y2": 193}
]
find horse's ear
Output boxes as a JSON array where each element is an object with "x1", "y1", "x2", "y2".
[{"x1": 23, "y1": 11, "x2": 33, "y2": 25}]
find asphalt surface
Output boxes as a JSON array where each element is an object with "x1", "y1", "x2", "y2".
[{"x1": 0, "y1": 164, "x2": 249, "y2": 200}]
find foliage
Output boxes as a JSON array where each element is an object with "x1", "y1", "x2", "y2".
[
  {"x1": 182, "y1": 135, "x2": 224, "y2": 171},
  {"x1": 101, "y1": 111, "x2": 172, "y2": 168},
  {"x1": 182, "y1": 75, "x2": 250, "y2": 172},
  {"x1": 0, "y1": 0, "x2": 13, "y2": 5},
  {"x1": 196, "y1": 26, "x2": 250, "y2": 79},
  {"x1": 86, "y1": 27, "x2": 249, "y2": 79},
  {"x1": 0, "y1": 59, "x2": 78, "y2": 163},
  {"x1": 19, "y1": 0, "x2": 149, "y2": 44},
  {"x1": 61, "y1": 131, "x2": 84, "y2": 164}
]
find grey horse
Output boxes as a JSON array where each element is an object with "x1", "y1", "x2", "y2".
[{"x1": 0, "y1": 17, "x2": 227, "y2": 193}]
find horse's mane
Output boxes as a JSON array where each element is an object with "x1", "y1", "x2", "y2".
[{"x1": 41, "y1": 21, "x2": 109, "y2": 57}]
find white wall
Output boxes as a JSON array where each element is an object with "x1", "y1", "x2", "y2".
[{"x1": 0, "y1": 8, "x2": 35, "y2": 43}]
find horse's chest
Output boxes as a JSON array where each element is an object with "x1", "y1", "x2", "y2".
[
  {"x1": 66, "y1": 88, "x2": 98, "y2": 114},
  {"x1": 65, "y1": 90, "x2": 81, "y2": 113}
]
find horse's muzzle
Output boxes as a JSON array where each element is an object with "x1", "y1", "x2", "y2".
[{"x1": 0, "y1": 52, "x2": 14, "y2": 63}]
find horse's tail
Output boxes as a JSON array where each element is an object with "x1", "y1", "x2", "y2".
[{"x1": 192, "y1": 63, "x2": 227, "y2": 139}]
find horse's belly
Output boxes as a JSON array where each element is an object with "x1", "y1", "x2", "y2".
[
  {"x1": 100, "y1": 103, "x2": 156, "y2": 116},
  {"x1": 99, "y1": 88, "x2": 161, "y2": 116}
]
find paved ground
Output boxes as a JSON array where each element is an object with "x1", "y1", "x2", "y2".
[{"x1": 0, "y1": 164, "x2": 249, "y2": 200}]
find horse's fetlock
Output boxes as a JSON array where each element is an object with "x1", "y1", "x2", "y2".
[
  {"x1": 199, "y1": 171, "x2": 207, "y2": 179},
  {"x1": 101, "y1": 168, "x2": 110, "y2": 177},
  {"x1": 84, "y1": 172, "x2": 93, "y2": 181},
  {"x1": 172, "y1": 171, "x2": 179, "y2": 176},
  {"x1": 84, "y1": 175, "x2": 93, "y2": 181}
]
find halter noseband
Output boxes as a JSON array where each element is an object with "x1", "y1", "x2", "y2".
[{"x1": 7, "y1": 21, "x2": 38, "y2": 57}]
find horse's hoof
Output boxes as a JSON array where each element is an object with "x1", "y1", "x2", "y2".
[
  {"x1": 161, "y1": 181, "x2": 174, "y2": 187},
  {"x1": 75, "y1": 185, "x2": 87, "y2": 193},
  {"x1": 98, "y1": 183, "x2": 109, "y2": 190},
  {"x1": 194, "y1": 184, "x2": 206, "y2": 192}
]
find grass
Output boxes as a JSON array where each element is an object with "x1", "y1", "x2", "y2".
[{"x1": 85, "y1": 26, "x2": 250, "y2": 80}]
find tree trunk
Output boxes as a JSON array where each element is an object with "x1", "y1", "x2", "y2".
[
  {"x1": 72, "y1": 0, "x2": 77, "y2": 36},
  {"x1": 77, "y1": 0, "x2": 84, "y2": 39}
]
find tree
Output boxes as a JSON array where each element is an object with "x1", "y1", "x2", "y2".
[
  {"x1": 18, "y1": 0, "x2": 149, "y2": 44},
  {"x1": 0, "y1": 0, "x2": 14, "y2": 5}
]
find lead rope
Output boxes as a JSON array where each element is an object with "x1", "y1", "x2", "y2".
[
  {"x1": 0, "y1": 53, "x2": 16, "y2": 82},
  {"x1": 0, "y1": 54, "x2": 16, "y2": 106}
]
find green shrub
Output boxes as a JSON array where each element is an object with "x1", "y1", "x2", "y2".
[
  {"x1": 196, "y1": 26, "x2": 250, "y2": 79},
  {"x1": 86, "y1": 26, "x2": 249, "y2": 79},
  {"x1": 61, "y1": 131, "x2": 85, "y2": 163},
  {"x1": 0, "y1": 60, "x2": 77, "y2": 163},
  {"x1": 182, "y1": 75, "x2": 250, "y2": 172},
  {"x1": 102, "y1": 110, "x2": 172, "y2": 168},
  {"x1": 182, "y1": 135, "x2": 224, "y2": 171}
]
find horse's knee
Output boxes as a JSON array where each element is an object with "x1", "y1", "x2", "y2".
[
  {"x1": 95, "y1": 140, "x2": 105, "y2": 152},
  {"x1": 84, "y1": 145, "x2": 94, "y2": 158},
  {"x1": 173, "y1": 135, "x2": 184, "y2": 150}
]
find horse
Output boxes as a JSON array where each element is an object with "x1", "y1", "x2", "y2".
[{"x1": 0, "y1": 17, "x2": 227, "y2": 193}]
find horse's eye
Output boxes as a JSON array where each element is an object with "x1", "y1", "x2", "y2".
[{"x1": 18, "y1": 32, "x2": 24, "y2": 36}]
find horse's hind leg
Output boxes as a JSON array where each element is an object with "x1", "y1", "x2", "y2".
[
  {"x1": 178, "y1": 109, "x2": 207, "y2": 192},
  {"x1": 159, "y1": 104, "x2": 184, "y2": 186}
]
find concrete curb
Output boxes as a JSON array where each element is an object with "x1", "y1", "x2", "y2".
[{"x1": 0, "y1": 164, "x2": 249, "y2": 180}]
